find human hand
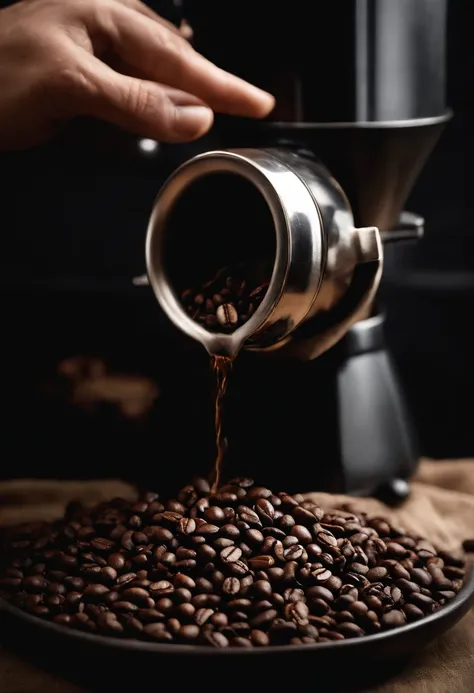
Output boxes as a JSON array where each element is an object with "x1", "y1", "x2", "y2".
[{"x1": 0, "y1": 0, "x2": 275, "y2": 150}]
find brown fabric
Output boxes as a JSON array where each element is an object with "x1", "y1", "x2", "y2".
[{"x1": 1, "y1": 460, "x2": 473, "y2": 693}]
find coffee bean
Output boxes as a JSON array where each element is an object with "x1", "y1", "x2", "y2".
[
  {"x1": 391, "y1": 563, "x2": 411, "y2": 581},
  {"x1": 396, "y1": 578, "x2": 421, "y2": 594},
  {"x1": 202, "y1": 631, "x2": 229, "y2": 648},
  {"x1": 404, "y1": 603, "x2": 424, "y2": 621},
  {"x1": 251, "y1": 629, "x2": 270, "y2": 646},
  {"x1": 204, "y1": 507, "x2": 225, "y2": 525},
  {"x1": 311, "y1": 568, "x2": 332, "y2": 584},
  {"x1": 23, "y1": 576, "x2": 49, "y2": 592},
  {"x1": 216, "y1": 303, "x2": 238, "y2": 329},
  {"x1": 381, "y1": 610, "x2": 406, "y2": 628},
  {"x1": 317, "y1": 532, "x2": 338, "y2": 549},
  {"x1": 283, "y1": 545, "x2": 304, "y2": 562},
  {"x1": 255, "y1": 499, "x2": 275, "y2": 526},
  {"x1": 220, "y1": 546, "x2": 242, "y2": 564},
  {"x1": 250, "y1": 609, "x2": 278, "y2": 629},
  {"x1": 291, "y1": 525, "x2": 312, "y2": 545},
  {"x1": 91, "y1": 537, "x2": 115, "y2": 552},
  {"x1": 443, "y1": 566, "x2": 466, "y2": 580},
  {"x1": 410, "y1": 568, "x2": 432, "y2": 587},
  {"x1": 222, "y1": 577, "x2": 240, "y2": 595},
  {"x1": 192, "y1": 594, "x2": 221, "y2": 609},
  {"x1": 113, "y1": 601, "x2": 138, "y2": 613},
  {"x1": 285, "y1": 601, "x2": 309, "y2": 626},
  {"x1": 246, "y1": 529, "x2": 264, "y2": 545},
  {"x1": 1, "y1": 480, "x2": 466, "y2": 648},
  {"x1": 194, "y1": 608, "x2": 214, "y2": 626},
  {"x1": 249, "y1": 580, "x2": 270, "y2": 599},
  {"x1": 408, "y1": 593, "x2": 436, "y2": 612},
  {"x1": 248, "y1": 555, "x2": 275, "y2": 570},
  {"x1": 386, "y1": 542, "x2": 409, "y2": 559},
  {"x1": 178, "y1": 518, "x2": 196, "y2": 535},
  {"x1": 366, "y1": 567, "x2": 388, "y2": 581},
  {"x1": 143, "y1": 623, "x2": 173, "y2": 642},
  {"x1": 84, "y1": 584, "x2": 109, "y2": 601},
  {"x1": 196, "y1": 523, "x2": 220, "y2": 536}
]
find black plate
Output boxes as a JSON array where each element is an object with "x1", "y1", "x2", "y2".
[{"x1": 1, "y1": 568, "x2": 474, "y2": 691}]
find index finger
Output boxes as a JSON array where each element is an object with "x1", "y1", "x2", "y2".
[{"x1": 106, "y1": 4, "x2": 275, "y2": 118}]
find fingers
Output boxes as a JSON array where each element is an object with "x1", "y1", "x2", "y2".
[
  {"x1": 105, "y1": 3, "x2": 275, "y2": 119},
  {"x1": 112, "y1": 0, "x2": 181, "y2": 35},
  {"x1": 79, "y1": 53, "x2": 214, "y2": 142}
]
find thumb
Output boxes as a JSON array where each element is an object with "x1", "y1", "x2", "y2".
[{"x1": 80, "y1": 57, "x2": 214, "y2": 142}]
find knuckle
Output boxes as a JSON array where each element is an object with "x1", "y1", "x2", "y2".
[
  {"x1": 152, "y1": 25, "x2": 193, "y2": 76},
  {"x1": 41, "y1": 64, "x2": 93, "y2": 114},
  {"x1": 122, "y1": 81, "x2": 178, "y2": 133},
  {"x1": 122, "y1": 79, "x2": 155, "y2": 119}
]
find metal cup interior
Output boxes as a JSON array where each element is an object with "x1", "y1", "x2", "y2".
[{"x1": 145, "y1": 150, "x2": 323, "y2": 358}]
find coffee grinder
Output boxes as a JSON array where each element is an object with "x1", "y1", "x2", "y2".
[{"x1": 141, "y1": 0, "x2": 450, "y2": 502}]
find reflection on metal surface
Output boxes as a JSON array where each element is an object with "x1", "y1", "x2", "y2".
[{"x1": 145, "y1": 148, "x2": 382, "y2": 361}]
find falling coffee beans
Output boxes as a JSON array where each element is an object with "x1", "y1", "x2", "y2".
[
  {"x1": 180, "y1": 261, "x2": 271, "y2": 333},
  {"x1": 0, "y1": 477, "x2": 467, "y2": 648}
]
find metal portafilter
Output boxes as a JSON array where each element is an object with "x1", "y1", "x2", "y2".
[{"x1": 146, "y1": 147, "x2": 383, "y2": 361}]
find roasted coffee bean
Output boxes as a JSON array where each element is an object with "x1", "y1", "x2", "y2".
[
  {"x1": 291, "y1": 525, "x2": 312, "y2": 545},
  {"x1": 1, "y1": 480, "x2": 466, "y2": 647},
  {"x1": 391, "y1": 563, "x2": 411, "y2": 581},
  {"x1": 317, "y1": 532, "x2": 338, "y2": 550},
  {"x1": 196, "y1": 523, "x2": 220, "y2": 537},
  {"x1": 204, "y1": 506, "x2": 225, "y2": 525},
  {"x1": 216, "y1": 303, "x2": 238, "y2": 328},
  {"x1": 255, "y1": 498, "x2": 275, "y2": 526},
  {"x1": 396, "y1": 578, "x2": 421, "y2": 594},
  {"x1": 220, "y1": 546, "x2": 242, "y2": 564},
  {"x1": 334, "y1": 622, "x2": 364, "y2": 638},
  {"x1": 366, "y1": 567, "x2": 388, "y2": 581},
  {"x1": 177, "y1": 518, "x2": 196, "y2": 535},
  {"x1": 381, "y1": 610, "x2": 406, "y2": 629},
  {"x1": 386, "y1": 542, "x2": 409, "y2": 559},
  {"x1": 192, "y1": 593, "x2": 221, "y2": 609},
  {"x1": 113, "y1": 601, "x2": 138, "y2": 613},
  {"x1": 90, "y1": 537, "x2": 115, "y2": 553},
  {"x1": 292, "y1": 506, "x2": 321, "y2": 526},
  {"x1": 251, "y1": 629, "x2": 270, "y2": 646},
  {"x1": 250, "y1": 580, "x2": 271, "y2": 599},
  {"x1": 143, "y1": 623, "x2": 173, "y2": 642},
  {"x1": 248, "y1": 555, "x2": 275, "y2": 570},
  {"x1": 246, "y1": 528, "x2": 264, "y2": 545},
  {"x1": 250, "y1": 609, "x2": 278, "y2": 629},
  {"x1": 408, "y1": 593, "x2": 436, "y2": 612},
  {"x1": 404, "y1": 603, "x2": 425, "y2": 621},
  {"x1": 83, "y1": 584, "x2": 109, "y2": 601},
  {"x1": 201, "y1": 631, "x2": 229, "y2": 648},
  {"x1": 222, "y1": 577, "x2": 240, "y2": 595},
  {"x1": 443, "y1": 565, "x2": 466, "y2": 580},
  {"x1": 410, "y1": 568, "x2": 433, "y2": 587}
]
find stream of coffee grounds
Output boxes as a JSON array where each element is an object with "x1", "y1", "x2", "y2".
[{"x1": 210, "y1": 356, "x2": 232, "y2": 494}]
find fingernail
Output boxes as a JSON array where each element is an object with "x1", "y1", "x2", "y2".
[{"x1": 175, "y1": 106, "x2": 214, "y2": 138}]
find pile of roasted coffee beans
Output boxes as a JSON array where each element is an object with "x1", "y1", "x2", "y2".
[
  {"x1": 180, "y1": 262, "x2": 270, "y2": 332},
  {"x1": 0, "y1": 478, "x2": 467, "y2": 648}
]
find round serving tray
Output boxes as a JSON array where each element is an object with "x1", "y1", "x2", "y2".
[{"x1": 1, "y1": 567, "x2": 473, "y2": 689}]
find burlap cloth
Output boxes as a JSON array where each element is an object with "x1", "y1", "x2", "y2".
[{"x1": 1, "y1": 460, "x2": 473, "y2": 693}]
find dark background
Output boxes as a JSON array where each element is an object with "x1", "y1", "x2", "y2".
[{"x1": 0, "y1": 0, "x2": 472, "y2": 481}]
